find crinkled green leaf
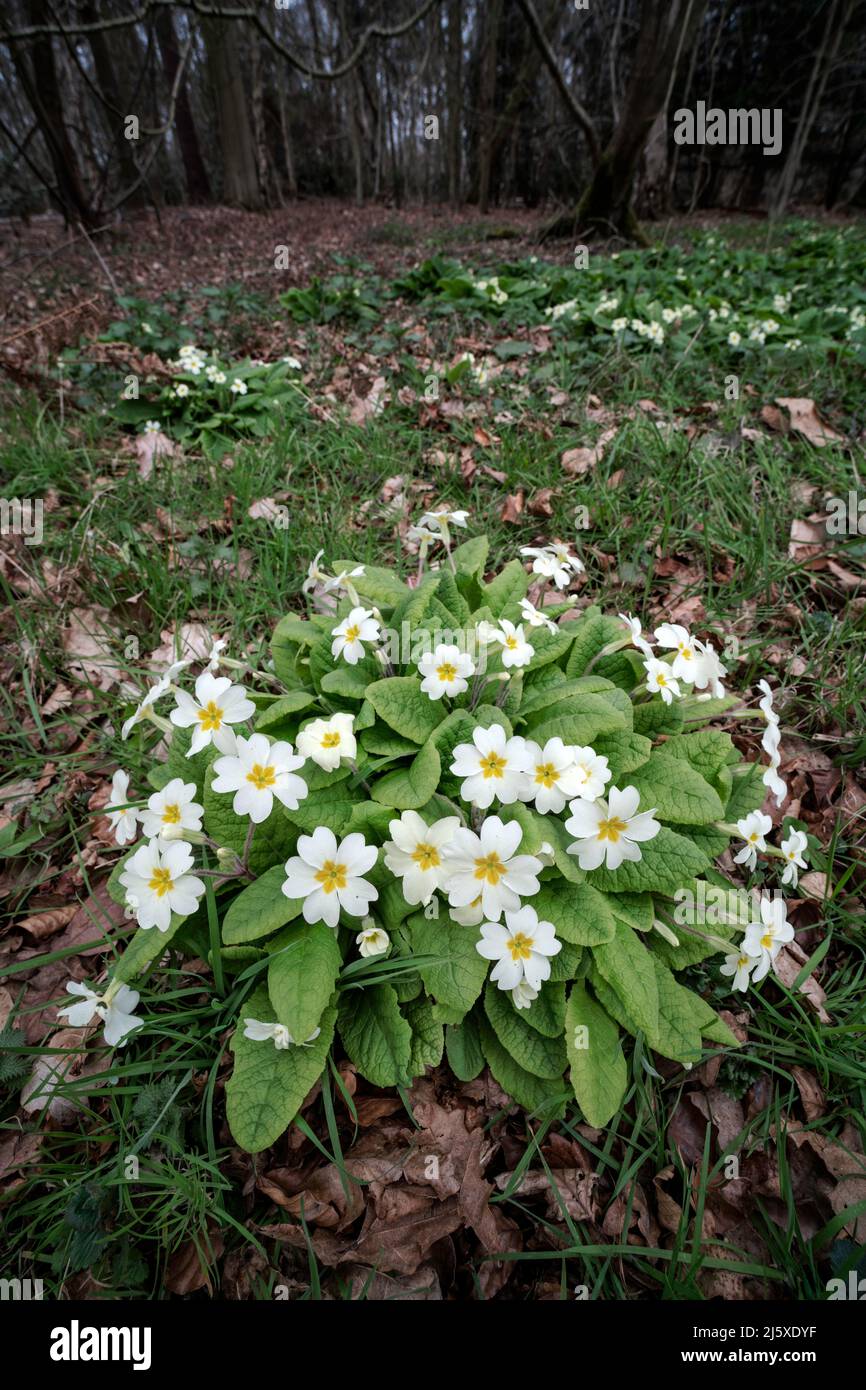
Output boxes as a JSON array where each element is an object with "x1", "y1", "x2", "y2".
[
  {"x1": 533, "y1": 882, "x2": 616, "y2": 946},
  {"x1": 629, "y1": 751, "x2": 724, "y2": 825},
  {"x1": 223, "y1": 864, "x2": 303, "y2": 944},
  {"x1": 565, "y1": 982, "x2": 628, "y2": 1128},
  {"x1": 366, "y1": 676, "x2": 443, "y2": 744},
  {"x1": 267, "y1": 920, "x2": 341, "y2": 1041},
  {"x1": 226, "y1": 989, "x2": 335, "y2": 1152},
  {"x1": 371, "y1": 740, "x2": 441, "y2": 809},
  {"x1": 592, "y1": 919, "x2": 659, "y2": 1037},
  {"x1": 338, "y1": 982, "x2": 412, "y2": 1087},
  {"x1": 484, "y1": 982, "x2": 567, "y2": 1078},
  {"x1": 410, "y1": 916, "x2": 488, "y2": 1017}
]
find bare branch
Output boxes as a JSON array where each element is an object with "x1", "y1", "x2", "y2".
[
  {"x1": 514, "y1": 0, "x2": 601, "y2": 166},
  {"x1": 0, "y1": 0, "x2": 443, "y2": 82}
]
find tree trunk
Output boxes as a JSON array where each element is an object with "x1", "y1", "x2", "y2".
[
  {"x1": 477, "y1": 0, "x2": 503, "y2": 212},
  {"x1": 155, "y1": 7, "x2": 211, "y2": 203},
  {"x1": 80, "y1": 1, "x2": 146, "y2": 206},
  {"x1": 203, "y1": 18, "x2": 263, "y2": 209},
  {"x1": 9, "y1": 0, "x2": 95, "y2": 224},
  {"x1": 446, "y1": 0, "x2": 462, "y2": 205},
  {"x1": 546, "y1": 0, "x2": 708, "y2": 241}
]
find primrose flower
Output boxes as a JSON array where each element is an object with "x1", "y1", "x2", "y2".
[
  {"x1": 282, "y1": 356, "x2": 303, "y2": 370},
  {"x1": 211, "y1": 733, "x2": 308, "y2": 822},
  {"x1": 174, "y1": 383, "x2": 190, "y2": 398},
  {"x1": 356, "y1": 923, "x2": 391, "y2": 958},
  {"x1": 296, "y1": 712, "x2": 356, "y2": 771},
  {"x1": 519, "y1": 597, "x2": 557, "y2": 634},
  {"x1": 780, "y1": 828, "x2": 809, "y2": 887},
  {"x1": 58, "y1": 981, "x2": 143, "y2": 1047},
  {"x1": 643, "y1": 656, "x2": 681, "y2": 704},
  {"x1": 322, "y1": 564, "x2": 365, "y2": 595},
  {"x1": 121, "y1": 673, "x2": 173, "y2": 740},
  {"x1": 302, "y1": 549, "x2": 328, "y2": 593},
  {"x1": 119, "y1": 839, "x2": 205, "y2": 932},
  {"x1": 489, "y1": 619, "x2": 534, "y2": 669},
  {"x1": 565, "y1": 786, "x2": 660, "y2": 872},
  {"x1": 105, "y1": 770, "x2": 138, "y2": 845},
  {"x1": 520, "y1": 543, "x2": 584, "y2": 590},
  {"x1": 450, "y1": 724, "x2": 533, "y2": 810},
  {"x1": 331, "y1": 606, "x2": 380, "y2": 665},
  {"x1": 564, "y1": 746, "x2": 612, "y2": 802},
  {"x1": 691, "y1": 639, "x2": 728, "y2": 698},
  {"x1": 418, "y1": 643, "x2": 475, "y2": 699},
  {"x1": 139, "y1": 777, "x2": 203, "y2": 840},
  {"x1": 653, "y1": 623, "x2": 699, "y2": 682},
  {"x1": 733, "y1": 811, "x2": 773, "y2": 871},
  {"x1": 442, "y1": 816, "x2": 543, "y2": 921},
  {"x1": 243, "y1": 1019, "x2": 320, "y2": 1050},
  {"x1": 519, "y1": 737, "x2": 589, "y2": 815},
  {"x1": 282, "y1": 828, "x2": 378, "y2": 929},
  {"x1": 169, "y1": 671, "x2": 255, "y2": 755},
  {"x1": 230, "y1": 378, "x2": 248, "y2": 395},
  {"x1": 720, "y1": 949, "x2": 761, "y2": 993},
  {"x1": 476, "y1": 905, "x2": 561, "y2": 992},
  {"x1": 142, "y1": 420, "x2": 162, "y2": 436},
  {"x1": 419, "y1": 507, "x2": 470, "y2": 534},
  {"x1": 727, "y1": 330, "x2": 742, "y2": 346},
  {"x1": 742, "y1": 896, "x2": 795, "y2": 981},
  {"x1": 511, "y1": 980, "x2": 540, "y2": 1010},
  {"x1": 619, "y1": 612, "x2": 653, "y2": 659},
  {"x1": 383, "y1": 811, "x2": 460, "y2": 906}
]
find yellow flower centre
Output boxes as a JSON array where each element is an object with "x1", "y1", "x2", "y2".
[
  {"x1": 508, "y1": 932, "x2": 534, "y2": 961},
  {"x1": 479, "y1": 752, "x2": 507, "y2": 780},
  {"x1": 161, "y1": 803, "x2": 181, "y2": 824},
  {"x1": 657, "y1": 671, "x2": 668, "y2": 686},
  {"x1": 761, "y1": 932, "x2": 774, "y2": 950},
  {"x1": 534, "y1": 762, "x2": 558, "y2": 788},
  {"x1": 321, "y1": 731, "x2": 341, "y2": 748},
  {"x1": 597, "y1": 815, "x2": 628, "y2": 843},
  {"x1": 749, "y1": 833, "x2": 759, "y2": 843},
  {"x1": 247, "y1": 763, "x2": 276, "y2": 791},
  {"x1": 474, "y1": 852, "x2": 505, "y2": 884},
  {"x1": 505, "y1": 636, "x2": 518, "y2": 650},
  {"x1": 436, "y1": 662, "x2": 457, "y2": 682},
  {"x1": 315, "y1": 859, "x2": 347, "y2": 893},
  {"x1": 737, "y1": 955, "x2": 750, "y2": 969},
  {"x1": 344, "y1": 624, "x2": 361, "y2": 643},
  {"x1": 678, "y1": 644, "x2": 693, "y2": 660},
  {"x1": 148, "y1": 866, "x2": 173, "y2": 896},
  {"x1": 412, "y1": 843, "x2": 441, "y2": 871},
  {"x1": 196, "y1": 700, "x2": 223, "y2": 732}
]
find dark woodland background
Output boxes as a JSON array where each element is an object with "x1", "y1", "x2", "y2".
[{"x1": 1, "y1": 0, "x2": 864, "y2": 239}]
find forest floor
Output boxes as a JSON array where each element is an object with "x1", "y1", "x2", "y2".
[{"x1": 0, "y1": 201, "x2": 864, "y2": 1301}]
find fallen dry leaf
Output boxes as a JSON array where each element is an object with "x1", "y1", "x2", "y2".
[{"x1": 776, "y1": 397, "x2": 845, "y2": 448}]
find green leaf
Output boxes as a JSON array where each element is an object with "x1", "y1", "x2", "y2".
[
  {"x1": 452, "y1": 534, "x2": 489, "y2": 579},
  {"x1": 111, "y1": 916, "x2": 186, "y2": 985},
  {"x1": 520, "y1": 676, "x2": 616, "y2": 717},
  {"x1": 585, "y1": 826, "x2": 709, "y2": 894},
  {"x1": 592, "y1": 732, "x2": 652, "y2": 779},
  {"x1": 445, "y1": 1015, "x2": 485, "y2": 1080},
  {"x1": 483, "y1": 982, "x2": 567, "y2": 1079},
  {"x1": 565, "y1": 983, "x2": 628, "y2": 1128},
  {"x1": 628, "y1": 752, "x2": 724, "y2": 825},
  {"x1": 533, "y1": 882, "x2": 616, "y2": 946},
  {"x1": 725, "y1": 762, "x2": 769, "y2": 821},
  {"x1": 320, "y1": 662, "x2": 377, "y2": 698},
  {"x1": 282, "y1": 784, "x2": 360, "y2": 835},
  {"x1": 405, "y1": 995, "x2": 445, "y2": 1072},
  {"x1": 223, "y1": 864, "x2": 304, "y2": 944},
  {"x1": 592, "y1": 919, "x2": 659, "y2": 1037},
  {"x1": 479, "y1": 1018, "x2": 567, "y2": 1116},
  {"x1": 529, "y1": 696, "x2": 628, "y2": 747},
  {"x1": 255, "y1": 691, "x2": 316, "y2": 730},
  {"x1": 632, "y1": 699, "x2": 684, "y2": 737},
  {"x1": 338, "y1": 983, "x2": 412, "y2": 1087},
  {"x1": 366, "y1": 676, "x2": 443, "y2": 744},
  {"x1": 514, "y1": 980, "x2": 566, "y2": 1037},
  {"x1": 371, "y1": 740, "x2": 441, "y2": 809},
  {"x1": 482, "y1": 558, "x2": 529, "y2": 616},
  {"x1": 410, "y1": 917, "x2": 488, "y2": 1018},
  {"x1": 644, "y1": 956, "x2": 705, "y2": 1064},
  {"x1": 226, "y1": 989, "x2": 335, "y2": 1152},
  {"x1": 564, "y1": 608, "x2": 625, "y2": 678},
  {"x1": 267, "y1": 921, "x2": 341, "y2": 1041}
]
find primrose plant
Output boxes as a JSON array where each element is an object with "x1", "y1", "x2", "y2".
[{"x1": 62, "y1": 514, "x2": 810, "y2": 1151}]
